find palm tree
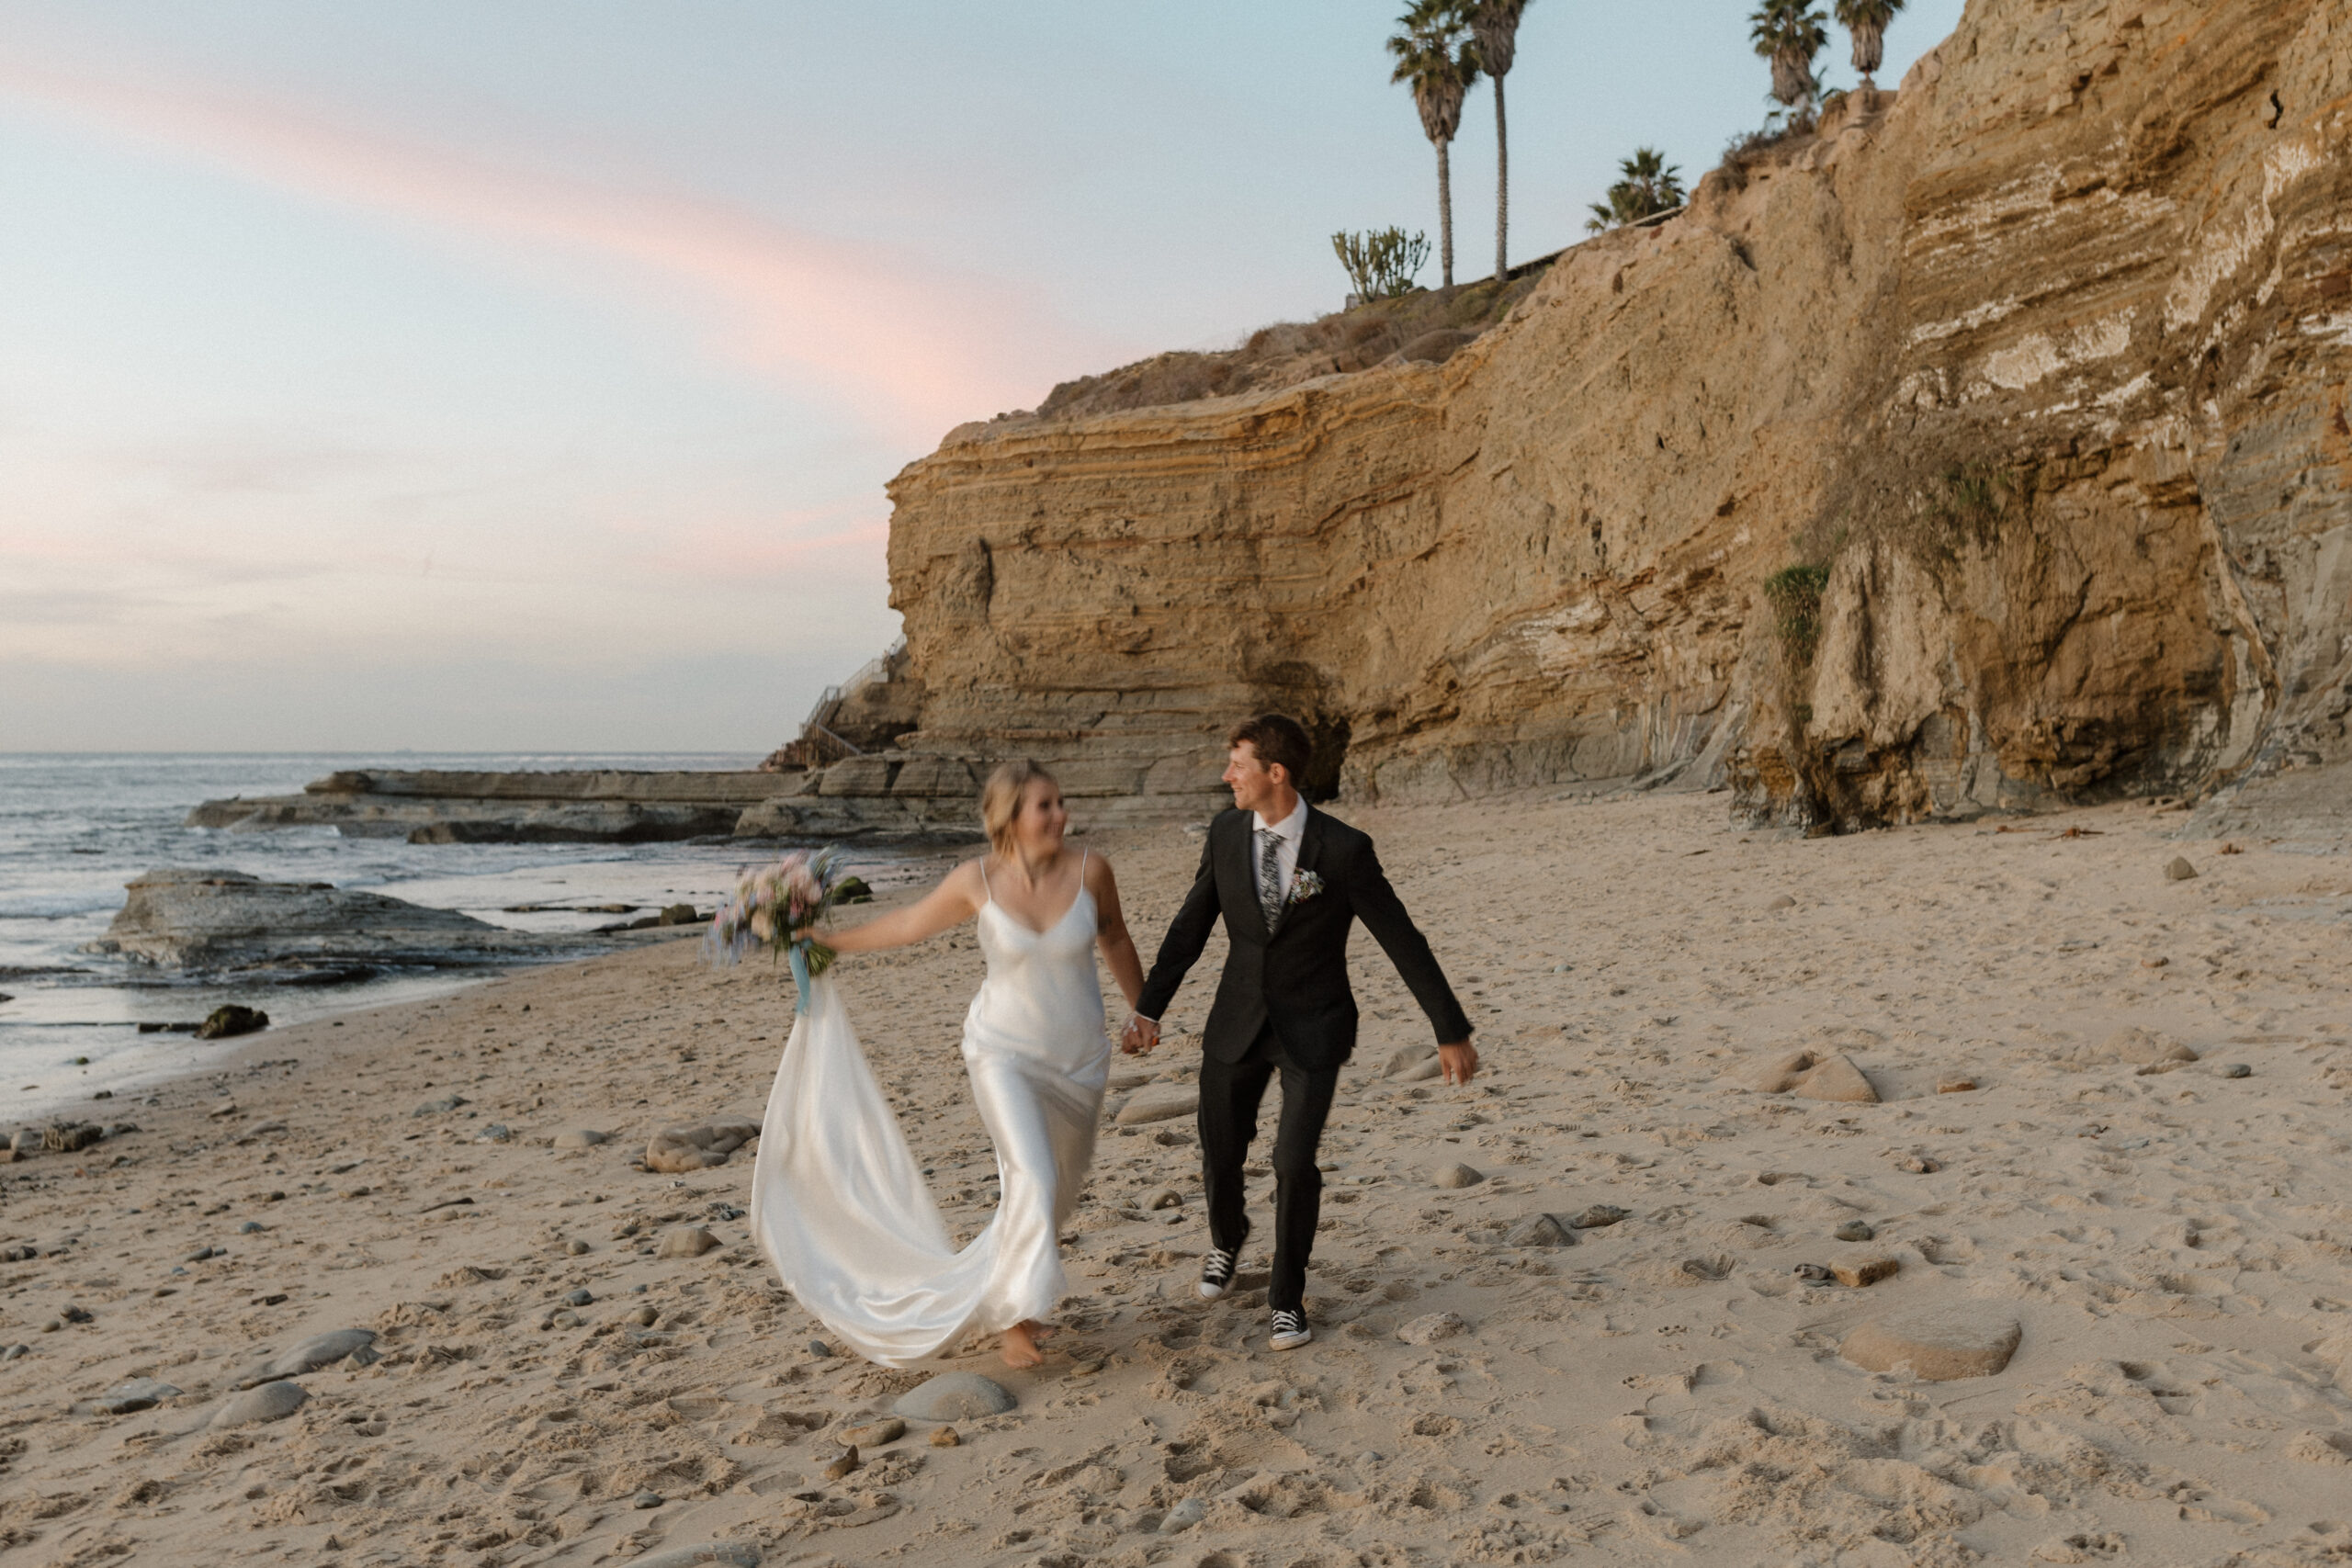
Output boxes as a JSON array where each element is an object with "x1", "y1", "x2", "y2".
[
  {"x1": 1586, "y1": 148, "x2": 1685, "y2": 233},
  {"x1": 1388, "y1": 1, "x2": 1480, "y2": 295},
  {"x1": 1749, "y1": 0, "x2": 1828, "y2": 113},
  {"x1": 1466, "y1": 0, "x2": 1531, "y2": 284},
  {"x1": 1834, "y1": 0, "x2": 1905, "y2": 89}
]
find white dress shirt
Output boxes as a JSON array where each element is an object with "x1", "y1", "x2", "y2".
[{"x1": 1253, "y1": 795, "x2": 1309, "y2": 908}]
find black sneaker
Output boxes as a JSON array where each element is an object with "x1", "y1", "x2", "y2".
[
  {"x1": 1269, "y1": 1308, "x2": 1312, "y2": 1350},
  {"x1": 1196, "y1": 1247, "x2": 1238, "y2": 1301}
]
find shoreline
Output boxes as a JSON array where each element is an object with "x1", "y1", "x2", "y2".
[{"x1": 2, "y1": 788, "x2": 2346, "y2": 1566}]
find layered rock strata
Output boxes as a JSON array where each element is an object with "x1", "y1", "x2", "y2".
[
  {"x1": 187, "y1": 769, "x2": 985, "y2": 844},
  {"x1": 865, "y1": 0, "x2": 2352, "y2": 829}
]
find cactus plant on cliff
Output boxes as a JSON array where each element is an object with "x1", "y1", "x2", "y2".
[
  {"x1": 1834, "y1": 0, "x2": 1905, "y2": 88},
  {"x1": 1464, "y1": 0, "x2": 1531, "y2": 285},
  {"x1": 1750, "y1": 0, "x2": 1828, "y2": 113},
  {"x1": 1387, "y1": 0, "x2": 1480, "y2": 294},
  {"x1": 1332, "y1": 227, "x2": 1433, "y2": 301}
]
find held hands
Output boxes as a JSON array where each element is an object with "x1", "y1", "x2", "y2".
[
  {"x1": 1437, "y1": 1041, "x2": 1478, "y2": 1086},
  {"x1": 1119, "y1": 1014, "x2": 1161, "y2": 1055}
]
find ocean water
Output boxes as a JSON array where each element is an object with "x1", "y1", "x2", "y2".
[{"x1": 0, "y1": 754, "x2": 934, "y2": 1122}]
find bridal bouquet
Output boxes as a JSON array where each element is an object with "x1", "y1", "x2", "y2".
[{"x1": 706, "y1": 848, "x2": 848, "y2": 1001}]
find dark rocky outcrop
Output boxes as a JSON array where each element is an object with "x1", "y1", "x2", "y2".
[{"x1": 82, "y1": 869, "x2": 681, "y2": 977}]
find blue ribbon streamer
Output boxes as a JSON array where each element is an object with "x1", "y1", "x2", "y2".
[{"x1": 787, "y1": 941, "x2": 812, "y2": 1012}]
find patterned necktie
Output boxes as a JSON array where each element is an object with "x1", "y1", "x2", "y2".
[{"x1": 1258, "y1": 829, "x2": 1283, "y2": 932}]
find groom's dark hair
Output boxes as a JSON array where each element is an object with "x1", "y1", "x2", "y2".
[{"x1": 1227, "y1": 714, "x2": 1312, "y2": 784}]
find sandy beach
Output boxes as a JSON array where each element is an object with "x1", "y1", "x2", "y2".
[{"x1": 4, "y1": 786, "x2": 2349, "y2": 1568}]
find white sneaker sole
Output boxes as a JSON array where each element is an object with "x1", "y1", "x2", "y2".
[
  {"x1": 1270, "y1": 1328, "x2": 1312, "y2": 1350},
  {"x1": 1196, "y1": 1280, "x2": 1228, "y2": 1302}
]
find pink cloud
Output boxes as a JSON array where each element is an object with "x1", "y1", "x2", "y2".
[{"x1": 0, "y1": 57, "x2": 1109, "y2": 446}]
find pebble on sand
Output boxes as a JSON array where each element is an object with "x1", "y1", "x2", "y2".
[
  {"x1": 550, "y1": 1129, "x2": 608, "y2": 1150},
  {"x1": 929, "y1": 1426, "x2": 961, "y2": 1447},
  {"x1": 1433, "y1": 1162, "x2": 1485, "y2": 1189},
  {"x1": 1937, "y1": 1077, "x2": 1979, "y2": 1093},
  {"x1": 657, "y1": 1225, "x2": 721, "y2": 1258},
  {"x1": 843, "y1": 1416, "x2": 906, "y2": 1447},
  {"x1": 1160, "y1": 1497, "x2": 1208, "y2": 1533},
  {"x1": 2217, "y1": 1062, "x2": 2253, "y2": 1078},
  {"x1": 1396, "y1": 1311, "x2": 1467, "y2": 1345},
  {"x1": 1834, "y1": 1220, "x2": 1876, "y2": 1243},
  {"x1": 1841, "y1": 1307, "x2": 2022, "y2": 1381},
  {"x1": 820, "y1": 1447, "x2": 861, "y2": 1481},
  {"x1": 1572, "y1": 1204, "x2": 1629, "y2": 1228},
  {"x1": 1114, "y1": 1087, "x2": 1199, "y2": 1126},
  {"x1": 893, "y1": 1371, "x2": 1016, "y2": 1421},
  {"x1": 2165, "y1": 855, "x2": 2199, "y2": 881},
  {"x1": 213, "y1": 1380, "x2": 308, "y2": 1427}
]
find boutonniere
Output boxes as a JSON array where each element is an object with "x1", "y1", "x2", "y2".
[{"x1": 1285, "y1": 868, "x2": 1326, "y2": 908}]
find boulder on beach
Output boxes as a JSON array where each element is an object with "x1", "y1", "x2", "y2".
[
  {"x1": 197, "y1": 1004, "x2": 269, "y2": 1039},
  {"x1": 84, "y1": 869, "x2": 564, "y2": 975}
]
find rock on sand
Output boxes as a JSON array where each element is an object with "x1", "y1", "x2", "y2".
[
  {"x1": 2078, "y1": 1027, "x2": 2197, "y2": 1069},
  {"x1": 1114, "y1": 1086, "x2": 1199, "y2": 1126},
  {"x1": 893, "y1": 1371, "x2": 1016, "y2": 1421},
  {"x1": 657, "y1": 1225, "x2": 721, "y2": 1258},
  {"x1": 1841, "y1": 1307, "x2": 2022, "y2": 1381},
  {"x1": 630, "y1": 1545, "x2": 762, "y2": 1568},
  {"x1": 233, "y1": 1328, "x2": 377, "y2": 1388},
  {"x1": 1734, "y1": 1047, "x2": 1880, "y2": 1102},
  {"x1": 644, "y1": 1120, "x2": 760, "y2": 1173},
  {"x1": 213, "y1": 1380, "x2": 308, "y2": 1427},
  {"x1": 1396, "y1": 1311, "x2": 1467, "y2": 1345}
]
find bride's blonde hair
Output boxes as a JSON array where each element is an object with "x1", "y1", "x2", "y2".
[{"x1": 980, "y1": 760, "x2": 1058, "y2": 857}]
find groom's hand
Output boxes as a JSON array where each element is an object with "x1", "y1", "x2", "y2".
[
  {"x1": 1120, "y1": 1015, "x2": 1160, "y2": 1055},
  {"x1": 1438, "y1": 1041, "x2": 1478, "y2": 1086}
]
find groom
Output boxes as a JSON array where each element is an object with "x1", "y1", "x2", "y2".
[{"x1": 1122, "y1": 714, "x2": 1476, "y2": 1351}]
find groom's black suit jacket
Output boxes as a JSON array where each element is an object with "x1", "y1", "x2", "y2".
[{"x1": 1136, "y1": 806, "x2": 1471, "y2": 1073}]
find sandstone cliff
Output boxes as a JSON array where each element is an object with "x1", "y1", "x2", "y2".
[{"x1": 866, "y1": 0, "x2": 2350, "y2": 830}]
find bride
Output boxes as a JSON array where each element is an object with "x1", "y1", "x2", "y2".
[{"x1": 746, "y1": 760, "x2": 1146, "y2": 1370}]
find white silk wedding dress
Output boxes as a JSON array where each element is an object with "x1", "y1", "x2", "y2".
[{"x1": 748, "y1": 869, "x2": 1111, "y2": 1366}]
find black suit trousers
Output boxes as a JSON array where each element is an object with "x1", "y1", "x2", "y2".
[{"x1": 1197, "y1": 1021, "x2": 1340, "y2": 1314}]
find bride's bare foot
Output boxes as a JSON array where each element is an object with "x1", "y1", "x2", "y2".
[{"x1": 999, "y1": 1320, "x2": 1049, "y2": 1370}]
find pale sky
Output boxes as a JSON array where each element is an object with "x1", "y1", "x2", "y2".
[{"x1": 0, "y1": 0, "x2": 1963, "y2": 753}]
